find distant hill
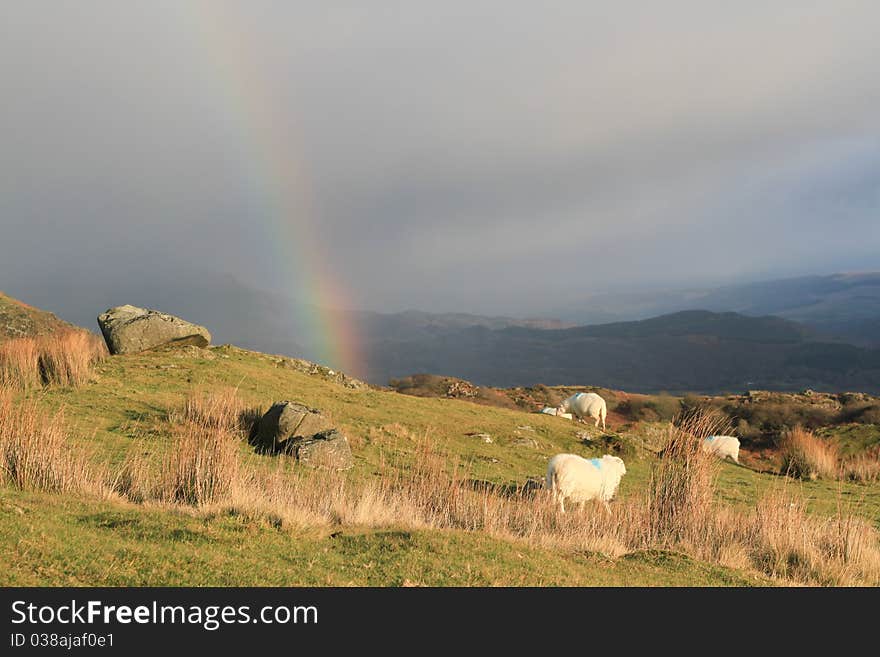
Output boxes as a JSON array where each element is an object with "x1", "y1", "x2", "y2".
[
  {"x1": 0, "y1": 291, "x2": 81, "y2": 340},
  {"x1": 365, "y1": 310, "x2": 880, "y2": 394},
  {"x1": 550, "y1": 272, "x2": 880, "y2": 347},
  {"x1": 9, "y1": 270, "x2": 880, "y2": 392}
]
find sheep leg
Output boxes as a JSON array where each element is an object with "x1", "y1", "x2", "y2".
[{"x1": 558, "y1": 497, "x2": 566, "y2": 514}]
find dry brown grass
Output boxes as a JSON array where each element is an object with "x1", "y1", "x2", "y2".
[
  {"x1": 173, "y1": 386, "x2": 256, "y2": 434},
  {"x1": 119, "y1": 388, "x2": 252, "y2": 506},
  {"x1": 0, "y1": 331, "x2": 106, "y2": 389},
  {"x1": 780, "y1": 426, "x2": 839, "y2": 480},
  {"x1": 840, "y1": 447, "x2": 880, "y2": 484},
  {"x1": 162, "y1": 422, "x2": 240, "y2": 505},
  {"x1": 644, "y1": 412, "x2": 724, "y2": 545},
  {"x1": 747, "y1": 488, "x2": 880, "y2": 584},
  {"x1": 0, "y1": 338, "x2": 40, "y2": 389},
  {"x1": 116, "y1": 429, "x2": 241, "y2": 507},
  {"x1": 0, "y1": 389, "x2": 97, "y2": 493}
]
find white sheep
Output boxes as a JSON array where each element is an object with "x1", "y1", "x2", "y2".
[
  {"x1": 702, "y1": 435, "x2": 740, "y2": 463},
  {"x1": 539, "y1": 407, "x2": 573, "y2": 420},
  {"x1": 558, "y1": 392, "x2": 607, "y2": 430},
  {"x1": 545, "y1": 453, "x2": 627, "y2": 513}
]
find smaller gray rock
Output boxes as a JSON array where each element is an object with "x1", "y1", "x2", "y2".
[
  {"x1": 576, "y1": 431, "x2": 593, "y2": 442},
  {"x1": 293, "y1": 429, "x2": 354, "y2": 470},
  {"x1": 465, "y1": 432, "x2": 493, "y2": 443},
  {"x1": 520, "y1": 477, "x2": 545, "y2": 496},
  {"x1": 510, "y1": 437, "x2": 538, "y2": 448},
  {"x1": 252, "y1": 401, "x2": 330, "y2": 453}
]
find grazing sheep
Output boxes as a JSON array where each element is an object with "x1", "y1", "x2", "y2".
[
  {"x1": 539, "y1": 407, "x2": 573, "y2": 420},
  {"x1": 702, "y1": 435, "x2": 740, "y2": 463},
  {"x1": 545, "y1": 453, "x2": 627, "y2": 513},
  {"x1": 558, "y1": 392, "x2": 607, "y2": 430}
]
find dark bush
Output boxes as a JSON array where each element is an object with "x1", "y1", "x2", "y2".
[{"x1": 838, "y1": 402, "x2": 880, "y2": 425}]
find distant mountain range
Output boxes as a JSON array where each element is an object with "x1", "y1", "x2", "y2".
[
  {"x1": 361, "y1": 309, "x2": 880, "y2": 393},
  {"x1": 7, "y1": 270, "x2": 880, "y2": 393},
  {"x1": 545, "y1": 272, "x2": 880, "y2": 347}
]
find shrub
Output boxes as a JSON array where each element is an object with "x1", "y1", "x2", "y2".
[
  {"x1": 779, "y1": 426, "x2": 838, "y2": 480},
  {"x1": 617, "y1": 395, "x2": 682, "y2": 422},
  {"x1": 729, "y1": 401, "x2": 835, "y2": 434},
  {"x1": 838, "y1": 402, "x2": 880, "y2": 425}
]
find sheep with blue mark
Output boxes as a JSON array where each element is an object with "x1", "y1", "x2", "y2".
[
  {"x1": 545, "y1": 453, "x2": 627, "y2": 514},
  {"x1": 701, "y1": 435, "x2": 740, "y2": 463},
  {"x1": 557, "y1": 392, "x2": 607, "y2": 430}
]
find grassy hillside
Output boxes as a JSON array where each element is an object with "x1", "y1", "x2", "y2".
[
  {"x1": 0, "y1": 291, "x2": 79, "y2": 340},
  {"x1": 389, "y1": 374, "x2": 880, "y2": 462},
  {"x1": 2, "y1": 338, "x2": 879, "y2": 586}
]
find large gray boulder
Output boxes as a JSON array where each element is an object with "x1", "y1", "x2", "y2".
[
  {"x1": 251, "y1": 401, "x2": 331, "y2": 453},
  {"x1": 97, "y1": 305, "x2": 211, "y2": 355},
  {"x1": 292, "y1": 429, "x2": 354, "y2": 470}
]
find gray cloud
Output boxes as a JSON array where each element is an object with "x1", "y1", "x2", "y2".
[{"x1": 2, "y1": 1, "x2": 879, "y2": 320}]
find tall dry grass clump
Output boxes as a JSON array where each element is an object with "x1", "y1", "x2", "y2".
[
  {"x1": 0, "y1": 390, "x2": 95, "y2": 493},
  {"x1": 642, "y1": 411, "x2": 724, "y2": 546},
  {"x1": 749, "y1": 488, "x2": 880, "y2": 584},
  {"x1": 0, "y1": 330, "x2": 106, "y2": 389},
  {"x1": 118, "y1": 388, "x2": 252, "y2": 506},
  {"x1": 841, "y1": 448, "x2": 880, "y2": 484},
  {"x1": 0, "y1": 338, "x2": 40, "y2": 389},
  {"x1": 108, "y1": 450, "x2": 156, "y2": 504},
  {"x1": 38, "y1": 330, "x2": 107, "y2": 386},
  {"x1": 780, "y1": 426, "x2": 838, "y2": 480},
  {"x1": 161, "y1": 422, "x2": 240, "y2": 505},
  {"x1": 174, "y1": 386, "x2": 254, "y2": 433}
]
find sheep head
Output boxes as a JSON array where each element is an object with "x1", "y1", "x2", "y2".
[{"x1": 602, "y1": 454, "x2": 627, "y2": 476}]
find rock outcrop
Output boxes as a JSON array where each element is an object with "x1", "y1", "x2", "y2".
[
  {"x1": 250, "y1": 401, "x2": 331, "y2": 454},
  {"x1": 291, "y1": 429, "x2": 354, "y2": 470},
  {"x1": 250, "y1": 402, "x2": 354, "y2": 468},
  {"x1": 97, "y1": 305, "x2": 211, "y2": 355}
]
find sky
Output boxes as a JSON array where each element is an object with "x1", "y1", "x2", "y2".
[{"x1": 2, "y1": 1, "x2": 879, "y2": 319}]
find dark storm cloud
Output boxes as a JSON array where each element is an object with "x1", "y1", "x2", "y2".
[{"x1": 2, "y1": 1, "x2": 879, "y2": 319}]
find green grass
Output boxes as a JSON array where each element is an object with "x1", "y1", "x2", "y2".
[
  {"x1": 34, "y1": 345, "x2": 608, "y2": 483},
  {"x1": 4, "y1": 344, "x2": 880, "y2": 585},
  {"x1": 0, "y1": 488, "x2": 764, "y2": 586},
  {"x1": 818, "y1": 423, "x2": 880, "y2": 457}
]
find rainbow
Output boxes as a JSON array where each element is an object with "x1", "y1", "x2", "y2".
[{"x1": 182, "y1": 2, "x2": 363, "y2": 376}]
